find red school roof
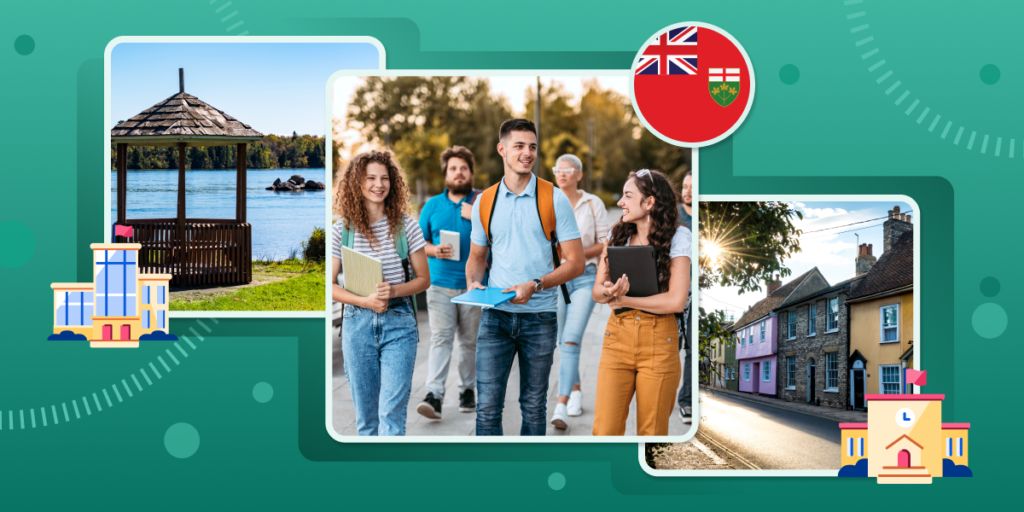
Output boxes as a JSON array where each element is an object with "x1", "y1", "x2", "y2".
[
  {"x1": 840, "y1": 423, "x2": 868, "y2": 430},
  {"x1": 942, "y1": 423, "x2": 971, "y2": 430},
  {"x1": 865, "y1": 394, "x2": 945, "y2": 401}
]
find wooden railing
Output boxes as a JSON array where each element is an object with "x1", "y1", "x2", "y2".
[{"x1": 115, "y1": 220, "x2": 251, "y2": 287}]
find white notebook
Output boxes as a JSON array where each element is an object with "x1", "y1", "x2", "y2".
[
  {"x1": 440, "y1": 230, "x2": 460, "y2": 262},
  {"x1": 341, "y1": 246, "x2": 382, "y2": 297}
]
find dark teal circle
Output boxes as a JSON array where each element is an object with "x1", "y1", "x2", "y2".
[
  {"x1": 980, "y1": 64, "x2": 1000, "y2": 85},
  {"x1": 14, "y1": 35, "x2": 35, "y2": 56},
  {"x1": 980, "y1": 276, "x2": 1000, "y2": 297},
  {"x1": 779, "y1": 64, "x2": 800, "y2": 85}
]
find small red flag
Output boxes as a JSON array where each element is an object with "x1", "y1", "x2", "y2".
[
  {"x1": 906, "y1": 369, "x2": 927, "y2": 386},
  {"x1": 115, "y1": 224, "x2": 134, "y2": 238}
]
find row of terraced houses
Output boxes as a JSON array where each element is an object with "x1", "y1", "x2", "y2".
[{"x1": 707, "y1": 206, "x2": 914, "y2": 411}]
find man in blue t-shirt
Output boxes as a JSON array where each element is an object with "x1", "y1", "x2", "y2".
[
  {"x1": 415, "y1": 146, "x2": 482, "y2": 421},
  {"x1": 466, "y1": 119, "x2": 584, "y2": 436}
]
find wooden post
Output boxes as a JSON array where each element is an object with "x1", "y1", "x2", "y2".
[
  {"x1": 116, "y1": 143, "x2": 128, "y2": 239},
  {"x1": 177, "y1": 142, "x2": 187, "y2": 274},
  {"x1": 236, "y1": 143, "x2": 247, "y2": 223}
]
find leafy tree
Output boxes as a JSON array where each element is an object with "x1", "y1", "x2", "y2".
[
  {"x1": 392, "y1": 128, "x2": 451, "y2": 207},
  {"x1": 111, "y1": 135, "x2": 327, "y2": 170}
]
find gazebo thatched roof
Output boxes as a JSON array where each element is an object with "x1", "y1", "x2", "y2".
[{"x1": 111, "y1": 76, "x2": 263, "y2": 147}]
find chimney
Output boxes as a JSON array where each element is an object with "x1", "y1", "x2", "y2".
[
  {"x1": 856, "y1": 243, "x2": 876, "y2": 275},
  {"x1": 883, "y1": 205, "x2": 913, "y2": 253},
  {"x1": 179, "y1": 68, "x2": 184, "y2": 93},
  {"x1": 766, "y1": 273, "x2": 782, "y2": 297}
]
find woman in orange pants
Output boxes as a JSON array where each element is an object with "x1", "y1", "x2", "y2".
[{"x1": 591, "y1": 169, "x2": 691, "y2": 436}]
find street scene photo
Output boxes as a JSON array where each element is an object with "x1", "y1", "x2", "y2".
[{"x1": 649, "y1": 199, "x2": 916, "y2": 470}]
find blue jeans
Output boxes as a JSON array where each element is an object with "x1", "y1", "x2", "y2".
[
  {"x1": 475, "y1": 308, "x2": 557, "y2": 436},
  {"x1": 556, "y1": 264, "x2": 598, "y2": 397},
  {"x1": 342, "y1": 297, "x2": 418, "y2": 436}
]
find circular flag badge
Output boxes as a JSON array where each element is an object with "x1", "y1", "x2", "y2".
[{"x1": 630, "y1": 22, "x2": 755, "y2": 147}]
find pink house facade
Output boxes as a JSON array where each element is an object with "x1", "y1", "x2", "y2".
[{"x1": 735, "y1": 315, "x2": 778, "y2": 395}]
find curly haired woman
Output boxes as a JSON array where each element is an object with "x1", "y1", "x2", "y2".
[
  {"x1": 332, "y1": 149, "x2": 430, "y2": 436},
  {"x1": 591, "y1": 169, "x2": 691, "y2": 436}
]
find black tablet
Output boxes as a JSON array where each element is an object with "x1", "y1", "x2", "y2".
[{"x1": 607, "y1": 246, "x2": 660, "y2": 298}]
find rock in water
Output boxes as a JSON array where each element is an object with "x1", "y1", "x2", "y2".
[
  {"x1": 288, "y1": 174, "x2": 305, "y2": 185},
  {"x1": 305, "y1": 180, "x2": 325, "y2": 190}
]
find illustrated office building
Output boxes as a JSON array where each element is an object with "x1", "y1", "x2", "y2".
[{"x1": 49, "y1": 243, "x2": 171, "y2": 348}]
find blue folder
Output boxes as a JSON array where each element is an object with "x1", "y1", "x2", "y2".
[{"x1": 451, "y1": 287, "x2": 516, "y2": 308}]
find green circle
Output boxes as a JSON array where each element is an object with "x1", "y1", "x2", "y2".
[
  {"x1": 547, "y1": 472, "x2": 566, "y2": 491},
  {"x1": 0, "y1": 222, "x2": 35, "y2": 268},
  {"x1": 980, "y1": 64, "x2": 1000, "y2": 85},
  {"x1": 14, "y1": 35, "x2": 34, "y2": 56},
  {"x1": 972, "y1": 303, "x2": 1007, "y2": 339},
  {"x1": 253, "y1": 382, "x2": 274, "y2": 403},
  {"x1": 980, "y1": 276, "x2": 1000, "y2": 297},
  {"x1": 779, "y1": 64, "x2": 800, "y2": 85},
  {"x1": 164, "y1": 423, "x2": 200, "y2": 459}
]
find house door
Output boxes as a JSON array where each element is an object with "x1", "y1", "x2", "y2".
[
  {"x1": 102, "y1": 324, "x2": 112, "y2": 340},
  {"x1": 120, "y1": 324, "x2": 131, "y2": 341},
  {"x1": 752, "y1": 362, "x2": 760, "y2": 393},
  {"x1": 898, "y1": 449, "x2": 911, "y2": 468},
  {"x1": 807, "y1": 358, "x2": 816, "y2": 403},
  {"x1": 853, "y1": 370, "x2": 866, "y2": 410}
]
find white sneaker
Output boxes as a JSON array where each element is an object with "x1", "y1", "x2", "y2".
[
  {"x1": 551, "y1": 403, "x2": 569, "y2": 430},
  {"x1": 567, "y1": 390, "x2": 583, "y2": 416}
]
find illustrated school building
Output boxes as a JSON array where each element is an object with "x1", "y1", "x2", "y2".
[{"x1": 49, "y1": 243, "x2": 171, "y2": 348}]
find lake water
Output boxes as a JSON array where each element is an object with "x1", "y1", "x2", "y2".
[{"x1": 111, "y1": 168, "x2": 326, "y2": 260}]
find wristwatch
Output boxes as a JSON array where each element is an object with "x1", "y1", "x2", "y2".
[{"x1": 533, "y1": 278, "x2": 544, "y2": 292}]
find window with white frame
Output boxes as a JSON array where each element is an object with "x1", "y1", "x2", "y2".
[
  {"x1": 847, "y1": 437, "x2": 854, "y2": 457},
  {"x1": 826, "y1": 352, "x2": 839, "y2": 390},
  {"x1": 808, "y1": 303, "x2": 816, "y2": 335},
  {"x1": 880, "y1": 364, "x2": 901, "y2": 394},
  {"x1": 881, "y1": 304, "x2": 899, "y2": 342},
  {"x1": 748, "y1": 327, "x2": 753, "y2": 345},
  {"x1": 763, "y1": 361, "x2": 771, "y2": 382},
  {"x1": 827, "y1": 297, "x2": 839, "y2": 332},
  {"x1": 858, "y1": 437, "x2": 864, "y2": 457},
  {"x1": 786, "y1": 356, "x2": 796, "y2": 388},
  {"x1": 958, "y1": 437, "x2": 964, "y2": 457},
  {"x1": 788, "y1": 310, "x2": 796, "y2": 339},
  {"x1": 946, "y1": 438, "x2": 953, "y2": 457},
  {"x1": 744, "y1": 363, "x2": 750, "y2": 381},
  {"x1": 760, "y1": 321, "x2": 766, "y2": 342}
]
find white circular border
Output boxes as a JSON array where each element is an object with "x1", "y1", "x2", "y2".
[{"x1": 629, "y1": 21, "x2": 757, "y2": 148}]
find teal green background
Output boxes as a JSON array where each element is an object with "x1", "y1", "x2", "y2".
[{"x1": 1, "y1": 0, "x2": 1000, "y2": 506}]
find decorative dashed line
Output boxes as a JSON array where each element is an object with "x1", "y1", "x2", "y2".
[
  {"x1": 845, "y1": 0, "x2": 1006, "y2": 156},
  {"x1": 4, "y1": 319, "x2": 218, "y2": 432}
]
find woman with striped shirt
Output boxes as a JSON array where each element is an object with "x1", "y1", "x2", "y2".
[{"x1": 332, "y1": 150, "x2": 430, "y2": 436}]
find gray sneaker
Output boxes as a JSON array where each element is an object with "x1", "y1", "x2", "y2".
[{"x1": 679, "y1": 406, "x2": 692, "y2": 424}]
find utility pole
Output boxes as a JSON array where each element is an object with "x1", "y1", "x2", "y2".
[
  {"x1": 587, "y1": 120, "x2": 595, "y2": 192},
  {"x1": 534, "y1": 76, "x2": 541, "y2": 175},
  {"x1": 382, "y1": 121, "x2": 390, "y2": 147}
]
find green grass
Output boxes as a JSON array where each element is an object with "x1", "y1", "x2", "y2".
[{"x1": 170, "y1": 261, "x2": 324, "y2": 311}]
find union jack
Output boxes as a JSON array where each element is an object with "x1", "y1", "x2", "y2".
[{"x1": 635, "y1": 26, "x2": 698, "y2": 76}]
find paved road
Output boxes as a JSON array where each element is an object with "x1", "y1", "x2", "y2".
[{"x1": 696, "y1": 391, "x2": 841, "y2": 470}]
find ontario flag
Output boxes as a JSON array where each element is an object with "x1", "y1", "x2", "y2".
[{"x1": 632, "y1": 23, "x2": 754, "y2": 147}]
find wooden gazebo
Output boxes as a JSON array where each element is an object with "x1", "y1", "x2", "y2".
[{"x1": 111, "y1": 68, "x2": 263, "y2": 287}]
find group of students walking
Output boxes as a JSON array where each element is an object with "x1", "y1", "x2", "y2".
[{"x1": 332, "y1": 118, "x2": 693, "y2": 436}]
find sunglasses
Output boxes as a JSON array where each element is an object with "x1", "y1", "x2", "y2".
[
  {"x1": 552, "y1": 167, "x2": 579, "y2": 175},
  {"x1": 634, "y1": 169, "x2": 653, "y2": 182}
]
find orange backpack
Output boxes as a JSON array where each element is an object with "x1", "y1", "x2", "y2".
[{"x1": 479, "y1": 177, "x2": 571, "y2": 304}]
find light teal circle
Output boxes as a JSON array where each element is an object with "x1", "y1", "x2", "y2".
[
  {"x1": 0, "y1": 222, "x2": 35, "y2": 268},
  {"x1": 972, "y1": 303, "x2": 1007, "y2": 339},
  {"x1": 253, "y1": 382, "x2": 274, "y2": 403},
  {"x1": 164, "y1": 423, "x2": 200, "y2": 459},
  {"x1": 547, "y1": 472, "x2": 566, "y2": 490},
  {"x1": 980, "y1": 64, "x2": 1000, "y2": 85},
  {"x1": 14, "y1": 35, "x2": 35, "y2": 56},
  {"x1": 779, "y1": 64, "x2": 800, "y2": 85}
]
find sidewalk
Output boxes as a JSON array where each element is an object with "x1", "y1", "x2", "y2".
[
  {"x1": 700, "y1": 386, "x2": 867, "y2": 423},
  {"x1": 333, "y1": 298, "x2": 695, "y2": 437},
  {"x1": 649, "y1": 438, "x2": 733, "y2": 470}
]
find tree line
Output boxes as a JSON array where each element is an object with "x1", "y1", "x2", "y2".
[
  {"x1": 110, "y1": 133, "x2": 326, "y2": 170},
  {"x1": 337, "y1": 77, "x2": 691, "y2": 205}
]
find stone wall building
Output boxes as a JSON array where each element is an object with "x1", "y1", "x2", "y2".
[{"x1": 775, "y1": 274, "x2": 864, "y2": 409}]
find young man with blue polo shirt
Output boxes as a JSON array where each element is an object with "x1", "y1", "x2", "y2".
[
  {"x1": 466, "y1": 119, "x2": 585, "y2": 436},
  {"x1": 415, "y1": 146, "x2": 481, "y2": 420}
]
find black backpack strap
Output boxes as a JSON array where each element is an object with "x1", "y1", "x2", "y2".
[{"x1": 534, "y1": 188, "x2": 571, "y2": 305}]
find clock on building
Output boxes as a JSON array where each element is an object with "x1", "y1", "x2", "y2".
[{"x1": 896, "y1": 407, "x2": 916, "y2": 428}]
